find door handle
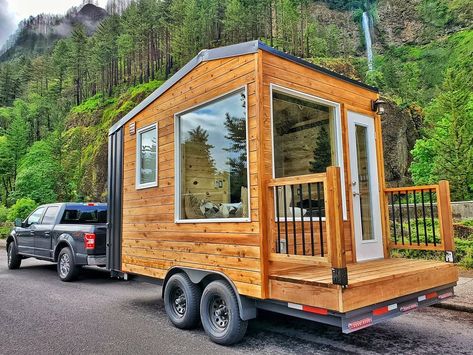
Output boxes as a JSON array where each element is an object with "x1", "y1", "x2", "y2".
[
  {"x1": 353, "y1": 191, "x2": 361, "y2": 197},
  {"x1": 44, "y1": 232, "x2": 50, "y2": 236}
]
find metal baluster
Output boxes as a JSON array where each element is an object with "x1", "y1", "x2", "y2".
[
  {"x1": 308, "y1": 183, "x2": 315, "y2": 256},
  {"x1": 283, "y1": 186, "x2": 289, "y2": 254},
  {"x1": 406, "y1": 191, "x2": 412, "y2": 245},
  {"x1": 317, "y1": 182, "x2": 324, "y2": 257},
  {"x1": 413, "y1": 191, "x2": 420, "y2": 245},
  {"x1": 275, "y1": 186, "x2": 281, "y2": 253},
  {"x1": 291, "y1": 185, "x2": 297, "y2": 255},
  {"x1": 429, "y1": 189, "x2": 437, "y2": 246},
  {"x1": 299, "y1": 184, "x2": 306, "y2": 255},
  {"x1": 391, "y1": 191, "x2": 397, "y2": 244},
  {"x1": 421, "y1": 190, "x2": 428, "y2": 245},
  {"x1": 398, "y1": 191, "x2": 404, "y2": 245}
]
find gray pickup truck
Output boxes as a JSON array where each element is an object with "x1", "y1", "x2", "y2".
[{"x1": 6, "y1": 202, "x2": 107, "y2": 281}]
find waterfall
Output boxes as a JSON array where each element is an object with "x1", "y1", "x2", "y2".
[{"x1": 362, "y1": 11, "x2": 374, "y2": 71}]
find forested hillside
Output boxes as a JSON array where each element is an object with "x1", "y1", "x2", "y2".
[{"x1": 0, "y1": 0, "x2": 472, "y2": 222}]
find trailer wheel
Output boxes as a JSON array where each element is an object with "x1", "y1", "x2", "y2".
[
  {"x1": 164, "y1": 273, "x2": 201, "y2": 329},
  {"x1": 200, "y1": 280, "x2": 248, "y2": 345},
  {"x1": 7, "y1": 241, "x2": 21, "y2": 269}
]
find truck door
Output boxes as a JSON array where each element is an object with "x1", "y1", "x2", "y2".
[
  {"x1": 34, "y1": 205, "x2": 60, "y2": 259},
  {"x1": 16, "y1": 207, "x2": 45, "y2": 255}
]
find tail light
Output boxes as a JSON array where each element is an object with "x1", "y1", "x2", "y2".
[{"x1": 84, "y1": 233, "x2": 96, "y2": 249}]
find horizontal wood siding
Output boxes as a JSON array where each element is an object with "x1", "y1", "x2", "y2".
[{"x1": 121, "y1": 53, "x2": 262, "y2": 298}]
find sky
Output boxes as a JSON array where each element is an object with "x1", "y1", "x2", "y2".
[
  {"x1": 0, "y1": 0, "x2": 108, "y2": 47},
  {"x1": 180, "y1": 91, "x2": 247, "y2": 171}
]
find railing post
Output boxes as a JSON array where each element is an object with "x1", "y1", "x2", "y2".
[
  {"x1": 438, "y1": 180, "x2": 455, "y2": 262},
  {"x1": 325, "y1": 166, "x2": 348, "y2": 286}
]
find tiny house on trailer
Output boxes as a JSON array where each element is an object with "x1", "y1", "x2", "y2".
[{"x1": 107, "y1": 41, "x2": 458, "y2": 345}]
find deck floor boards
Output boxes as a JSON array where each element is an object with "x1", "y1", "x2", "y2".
[{"x1": 269, "y1": 258, "x2": 454, "y2": 288}]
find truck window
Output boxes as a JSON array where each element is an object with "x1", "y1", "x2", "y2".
[
  {"x1": 60, "y1": 206, "x2": 107, "y2": 224},
  {"x1": 26, "y1": 207, "x2": 45, "y2": 226},
  {"x1": 42, "y1": 206, "x2": 59, "y2": 225}
]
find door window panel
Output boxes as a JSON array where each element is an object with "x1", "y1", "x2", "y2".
[
  {"x1": 42, "y1": 206, "x2": 59, "y2": 225},
  {"x1": 27, "y1": 208, "x2": 45, "y2": 226}
]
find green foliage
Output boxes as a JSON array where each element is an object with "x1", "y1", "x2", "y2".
[
  {"x1": 14, "y1": 140, "x2": 62, "y2": 204},
  {"x1": 0, "y1": 223, "x2": 12, "y2": 239},
  {"x1": 411, "y1": 68, "x2": 473, "y2": 200},
  {"x1": 0, "y1": 205, "x2": 8, "y2": 223},
  {"x1": 7, "y1": 198, "x2": 37, "y2": 221},
  {"x1": 309, "y1": 126, "x2": 332, "y2": 173},
  {"x1": 418, "y1": 0, "x2": 453, "y2": 28}
]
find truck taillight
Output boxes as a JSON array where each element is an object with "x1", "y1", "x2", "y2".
[{"x1": 84, "y1": 233, "x2": 96, "y2": 249}]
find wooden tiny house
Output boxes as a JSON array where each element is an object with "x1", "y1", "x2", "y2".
[{"x1": 107, "y1": 41, "x2": 458, "y2": 342}]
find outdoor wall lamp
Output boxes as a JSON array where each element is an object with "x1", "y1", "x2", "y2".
[{"x1": 371, "y1": 98, "x2": 387, "y2": 115}]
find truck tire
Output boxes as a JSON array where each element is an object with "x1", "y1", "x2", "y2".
[
  {"x1": 200, "y1": 280, "x2": 248, "y2": 345},
  {"x1": 7, "y1": 241, "x2": 21, "y2": 269},
  {"x1": 57, "y1": 247, "x2": 79, "y2": 282},
  {"x1": 164, "y1": 273, "x2": 201, "y2": 329}
]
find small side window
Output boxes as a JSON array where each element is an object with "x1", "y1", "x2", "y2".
[
  {"x1": 26, "y1": 207, "x2": 45, "y2": 226},
  {"x1": 136, "y1": 123, "x2": 158, "y2": 189},
  {"x1": 42, "y1": 206, "x2": 59, "y2": 225}
]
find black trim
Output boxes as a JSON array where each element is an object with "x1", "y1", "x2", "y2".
[
  {"x1": 107, "y1": 128, "x2": 124, "y2": 273},
  {"x1": 257, "y1": 41, "x2": 378, "y2": 93},
  {"x1": 332, "y1": 267, "x2": 348, "y2": 286}
]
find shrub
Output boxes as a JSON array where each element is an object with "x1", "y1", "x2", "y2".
[
  {"x1": 7, "y1": 198, "x2": 38, "y2": 221},
  {"x1": 0, "y1": 205, "x2": 8, "y2": 223}
]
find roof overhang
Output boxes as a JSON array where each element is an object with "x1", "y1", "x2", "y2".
[{"x1": 109, "y1": 40, "x2": 378, "y2": 135}]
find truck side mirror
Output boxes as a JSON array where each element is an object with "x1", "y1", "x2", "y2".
[{"x1": 14, "y1": 218, "x2": 23, "y2": 227}]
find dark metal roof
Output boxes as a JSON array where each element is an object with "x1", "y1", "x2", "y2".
[{"x1": 109, "y1": 40, "x2": 378, "y2": 135}]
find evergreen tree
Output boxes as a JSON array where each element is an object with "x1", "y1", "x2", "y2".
[{"x1": 309, "y1": 126, "x2": 332, "y2": 173}]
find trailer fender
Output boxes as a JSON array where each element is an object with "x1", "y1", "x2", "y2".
[{"x1": 163, "y1": 267, "x2": 257, "y2": 321}]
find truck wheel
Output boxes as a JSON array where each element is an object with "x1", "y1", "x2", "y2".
[
  {"x1": 7, "y1": 242, "x2": 21, "y2": 269},
  {"x1": 200, "y1": 280, "x2": 248, "y2": 345},
  {"x1": 57, "y1": 247, "x2": 79, "y2": 282},
  {"x1": 164, "y1": 273, "x2": 201, "y2": 329}
]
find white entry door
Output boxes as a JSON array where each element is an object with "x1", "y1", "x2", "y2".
[{"x1": 348, "y1": 111, "x2": 384, "y2": 262}]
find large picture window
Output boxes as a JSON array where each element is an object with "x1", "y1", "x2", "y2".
[
  {"x1": 272, "y1": 90, "x2": 337, "y2": 178},
  {"x1": 271, "y1": 85, "x2": 346, "y2": 220},
  {"x1": 136, "y1": 123, "x2": 157, "y2": 189},
  {"x1": 177, "y1": 89, "x2": 249, "y2": 221}
]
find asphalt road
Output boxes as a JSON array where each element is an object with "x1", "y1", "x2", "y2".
[{"x1": 1, "y1": 251, "x2": 473, "y2": 355}]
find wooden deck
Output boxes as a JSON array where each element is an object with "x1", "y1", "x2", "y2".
[{"x1": 269, "y1": 258, "x2": 458, "y2": 312}]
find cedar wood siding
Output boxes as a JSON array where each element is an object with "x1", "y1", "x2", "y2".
[
  {"x1": 260, "y1": 50, "x2": 379, "y2": 270},
  {"x1": 121, "y1": 53, "x2": 262, "y2": 298}
]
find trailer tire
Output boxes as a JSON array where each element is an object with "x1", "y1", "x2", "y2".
[
  {"x1": 164, "y1": 273, "x2": 201, "y2": 329},
  {"x1": 200, "y1": 280, "x2": 248, "y2": 345},
  {"x1": 7, "y1": 241, "x2": 21, "y2": 269}
]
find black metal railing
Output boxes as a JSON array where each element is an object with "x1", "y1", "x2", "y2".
[
  {"x1": 386, "y1": 186, "x2": 442, "y2": 250},
  {"x1": 272, "y1": 180, "x2": 326, "y2": 257}
]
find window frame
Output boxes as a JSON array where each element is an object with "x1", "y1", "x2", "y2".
[
  {"x1": 174, "y1": 86, "x2": 251, "y2": 224},
  {"x1": 269, "y1": 83, "x2": 347, "y2": 220},
  {"x1": 135, "y1": 123, "x2": 158, "y2": 190}
]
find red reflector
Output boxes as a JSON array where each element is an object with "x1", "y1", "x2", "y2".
[
  {"x1": 426, "y1": 292, "x2": 437, "y2": 300},
  {"x1": 87, "y1": 203, "x2": 96, "y2": 206},
  {"x1": 302, "y1": 305, "x2": 328, "y2": 315},
  {"x1": 373, "y1": 306, "x2": 389, "y2": 316},
  {"x1": 84, "y1": 233, "x2": 96, "y2": 249}
]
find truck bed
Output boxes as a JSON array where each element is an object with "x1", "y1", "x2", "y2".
[{"x1": 269, "y1": 258, "x2": 458, "y2": 312}]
